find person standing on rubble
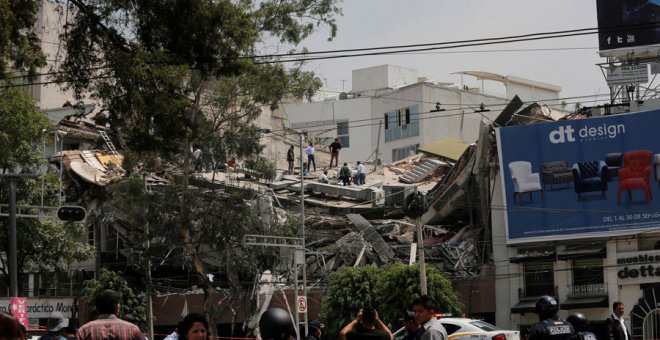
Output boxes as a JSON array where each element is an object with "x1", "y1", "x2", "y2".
[
  {"x1": 191, "y1": 146, "x2": 203, "y2": 171},
  {"x1": 287, "y1": 145, "x2": 295, "y2": 174},
  {"x1": 305, "y1": 143, "x2": 316, "y2": 173},
  {"x1": 328, "y1": 137, "x2": 342, "y2": 167},
  {"x1": 356, "y1": 161, "x2": 366, "y2": 185}
]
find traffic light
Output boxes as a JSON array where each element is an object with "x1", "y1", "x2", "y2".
[{"x1": 57, "y1": 206, "x2": 86, "y2": 222}]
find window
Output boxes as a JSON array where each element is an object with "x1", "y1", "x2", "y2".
[
  {"x1": 88, "y1": 223, "x2": 95, "y2": 246},
  {"x1": 573, "y1": 258, "x2": 604, "y2": 286},
  {"x1": 392, "y1": 144, "x2": 419, "y2": 162},
  {"x1": 337, "y1": 121, "x2": 350, "y2": 148},
  {"x1": 384, "y1": 105, "x2": 420, "y2": 143},
  {"x1": 523, "y1": 261, "x2": 554, "y2": 297},
  {"x1": 570, "y1": 258, "x2": 604, "y2": 296}
]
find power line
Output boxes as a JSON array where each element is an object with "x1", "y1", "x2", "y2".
[{"x1": 253, "y1": 22, "x2": 660, "y2": 59}]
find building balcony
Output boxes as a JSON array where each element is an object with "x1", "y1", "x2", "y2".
[
  {"x1": 561, "y1": 283, "x2": 609, "y2": 310},
  {"x1": 567, "y1": 283, "x2": 607, "y2": 298}
]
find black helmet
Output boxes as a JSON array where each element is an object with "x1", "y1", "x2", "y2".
[
  {"x1": 567, "y1": 312, "x2": 588, "y2": 330},
  {"x1": 259, "y1": 308, "x2": 294, "y2": 340},
  {"x1": 534, "y1": 295, "x2": 558, "y2": 314}
]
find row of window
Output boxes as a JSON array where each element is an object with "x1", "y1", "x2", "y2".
[{"x1": 522, "y1": 258, "x2": 604, "y2": 298}]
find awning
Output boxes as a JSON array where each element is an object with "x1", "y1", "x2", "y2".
[
  {"x1": 509, "y1": 251, "x2": 556, "y2": 263},
  {"x1": 557, "y1": 248, "x2": 606, "y2": 260},
  {"x1": 511, "y1": 300, "x2": 537, "y2": 314},
  {"x1": 560, "y1": 296, "x2": 608, "y2": 310},
  {"x1": 418, "y1": 138, "x2": 469, "y2": 161}
]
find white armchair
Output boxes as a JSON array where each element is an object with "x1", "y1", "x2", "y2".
[{"x1": 508, "y1": 161, "x2": 543, "y2": 204}]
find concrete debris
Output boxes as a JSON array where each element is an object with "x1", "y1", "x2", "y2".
[{"x1": 301, "y1": 214, "x2": 480, "y2": 276}]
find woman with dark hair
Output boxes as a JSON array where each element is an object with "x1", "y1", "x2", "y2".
[
  {"x1": 0, "y1": 311, "x2": 26, "y2": 340},
  {"x1": 179, "y1": 313, "x2": 209, "y2": 340}
]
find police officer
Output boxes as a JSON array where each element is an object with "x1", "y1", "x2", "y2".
[
  {"x1": 528, "y1": 295, "x2": 575, "y2": 340},
  {"x1": 259, "y1": 308, "x2": 295, "y2": 340},
  {"x1": 566, "y1": 313, "x2": 597, "y2": 340}
]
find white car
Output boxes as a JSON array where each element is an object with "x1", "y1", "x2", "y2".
[{"x1": 394, "y1": 317, "x2": 520, "y2": 340}]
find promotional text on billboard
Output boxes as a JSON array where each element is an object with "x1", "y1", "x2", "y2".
[{"x1": 496, "y1": 109, "x2": 660, "y2": 244}]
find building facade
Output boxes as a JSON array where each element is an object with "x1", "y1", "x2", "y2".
[
  {"x1": 284, "y1": 64, "x2": 560, "y2": 164},
  {"x1": 492, "y1": 104, "x2": 660, "y2": 339}
]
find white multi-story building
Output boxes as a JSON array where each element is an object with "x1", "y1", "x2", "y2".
[{"x1": 284, "y1": 64, "x2": 560, "y2": 165}]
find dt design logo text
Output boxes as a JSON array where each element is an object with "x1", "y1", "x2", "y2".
[{"x1": 549, "y1": 123, "x2": 626, "y2": 144}]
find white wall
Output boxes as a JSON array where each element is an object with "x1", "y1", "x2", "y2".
[
  {"x1": 421, "y1": 84, "x2": 505, "y2": 144},
  {"x1": 284, "y1": 98, "x2": 373, "y2": 163},
  {"x1": 34, "y1": 1, "x2": 76, "y2": 110},
  {"x1": 352, "y1": 64, "x2": 418, "y2": 93}
]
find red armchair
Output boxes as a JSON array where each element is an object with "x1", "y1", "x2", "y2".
[{"x1": 617, "y1": 150, "x2": 653, "y2": 205}]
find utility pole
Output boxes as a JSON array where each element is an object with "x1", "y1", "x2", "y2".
[
  {"x1": 298, "y1": 132, "x2": 309, "y2": 336},
  {"x1": 0, "y1": 173, "x2": 38, "y2": 297},
  {"x1": 143, "y1": 176, "x2": 154, "y2": 340},
  {"x1": 415, "y1": 216, "x2": 428, "y2": 295}
]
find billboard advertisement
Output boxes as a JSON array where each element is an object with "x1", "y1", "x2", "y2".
[
  {"x1": 496, "y1": 109, "x2": 660, "y2": 244},
  {"x1": 596, "y1": 0, "x2": 660, "y2": 53}
]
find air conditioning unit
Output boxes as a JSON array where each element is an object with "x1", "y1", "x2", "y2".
[{"x1": 371, "y1": 189, "x2": 385, "y2": 207}]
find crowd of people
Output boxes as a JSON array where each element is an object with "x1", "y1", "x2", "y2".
[
  {"x1": 0, "y1": 292, "x2": 633, "y2": 340},
  {"x1": 286, "y1": 137, "x2": 369, "y2": 187}
]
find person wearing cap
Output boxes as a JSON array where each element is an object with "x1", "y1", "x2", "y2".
[
  {"x1": 40, "y1": 311, "x2": 69, "y2": 340},
  {"x1": 305, "y1": 320, "x2": 323, "y2": 340},
  {"x1": 401, "y1": 311, "x2": 421, "y2": 340}
]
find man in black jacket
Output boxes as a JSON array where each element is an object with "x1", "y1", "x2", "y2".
[{"x1": 607, "y1": 301, "x2": 631, "y2": 340}]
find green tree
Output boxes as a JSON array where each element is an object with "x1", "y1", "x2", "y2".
[
  {"x1": 0, "y1": 87, "x2": 93, "y2": 295},
  {"x1": 80, "y1": 268, "x2": 146, "y2": 328},
  {"x1": 0, "y1": 0, "x2": 46, "y2": 80},
  {"x1": 56, "y1": 0, "x2": 341, "y2": 335},
  {"x1": 375, "y1": 263, "x2": 462, "y2": 323},
  {"x1": 322, "y1": 264, "x2": 463, "y2": 339}
]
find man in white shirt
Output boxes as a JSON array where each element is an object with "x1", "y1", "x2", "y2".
[
  {"x1": 607, "y1": 301, "x2": 630, "y2": 340},
  {"x1": 412, "y1": 295, "x2": 448, "y2": 340},
  {"x1": 305, "y1": 143, "x2": 316, "y2": 173},
  {"x1": 356, "y1": 161, "x2": 366, "y2": 185}
]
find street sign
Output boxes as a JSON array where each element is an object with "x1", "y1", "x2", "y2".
[
  {"x1": 297, "y1": 296, "x2": 307, "y2": 313},
  {"x1": 606, "y1": 65, "x2": 649, "y2": 86}
]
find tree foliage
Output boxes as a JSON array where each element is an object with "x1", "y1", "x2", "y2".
[
  {"x1": 0, "y1": 0, "x2": 46, "y2": 80},
  {"x1": 80, "y1": 268, "x2": 146, "y2": 328},
  {"x1": 57, "y1": 0, "x2": 339, "y2": 158},
  {"x1": 0, "y1": 86, "x2": 49, "y2": 172},
  {"x1": 0, "y1": 87, "x2": 93, "y2": 294},
  {"x1": 322, "y1": 263, "x2": 463, "y2": 339},
  {"x1": 56, "y1": 0, "x2": 341, "y2": 334}
]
